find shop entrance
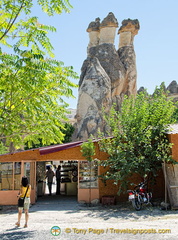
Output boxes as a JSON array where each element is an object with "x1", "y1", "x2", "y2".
[{"x1": 36, "y1": 160, "x2": 78, "y2": 199}]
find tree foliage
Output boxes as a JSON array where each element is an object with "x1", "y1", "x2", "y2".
[
  {"x1": 0, "y1": 0, "x2": 78, "y2": 153},
  {"x1": 0, "y1": 48, "x2": 77, "y2": 151},
  {"x1": 0, "y1": 0, "x2": 72, "y2": 56},
  {"x1": 62, "y1": 122, "x2": 75, "y2": 143},
  {"x1": 81, "y1": 138, "x2": 95, "y2": 162},
  {"x1": 99, "y1": 87, "x2": 176, "y2": 194},
  {"x1": 24, "y1": 122, "x2": 75, "y2": 149}
]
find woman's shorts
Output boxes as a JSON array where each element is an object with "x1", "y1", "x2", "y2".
[{"x1": 18, "y1": 197, "x2": 30, "y2": 210}]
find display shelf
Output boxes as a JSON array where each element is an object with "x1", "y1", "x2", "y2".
[
  {"x1": 60, "y1": 163, "x2": 78, "y2": 183},
  {"x1": 79, "y1": 160, "x2": 98, "y2": 189}
]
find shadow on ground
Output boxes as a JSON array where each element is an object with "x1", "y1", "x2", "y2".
[
  {"x1": 34, "y1": 194, "x2": 178, "y2": 221},
  {"x1": 1, "y1": 194, "x2": 177, "y2": 222},
  {"x1": 0, "y1": 229, "x2": 35, "y2": 240}
]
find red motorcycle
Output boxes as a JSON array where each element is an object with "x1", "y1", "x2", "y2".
[{"x1": 127, "y1": 181, "x2": 153, "y2": 211}]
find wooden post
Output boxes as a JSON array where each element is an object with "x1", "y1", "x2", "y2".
[{"x1": 164, "y1": 161, "x2": 167, "y2": 210}]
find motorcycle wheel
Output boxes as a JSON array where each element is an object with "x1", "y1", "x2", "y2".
[{"x1": 132, "y1": 197, "x2": 142, "y2": 211}]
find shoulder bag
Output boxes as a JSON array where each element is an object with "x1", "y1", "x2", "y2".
[{"x1": 18, "y1": 185, "x2": 29, "y2": 207}]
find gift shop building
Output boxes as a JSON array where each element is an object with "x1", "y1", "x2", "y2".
[{"x1": 0, "y1": 127, "x2": 178, "y2": 207}]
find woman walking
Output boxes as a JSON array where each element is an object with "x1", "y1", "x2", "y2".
[{"x1": 16, "y1": 176, "x2": 31, "y2": 228}]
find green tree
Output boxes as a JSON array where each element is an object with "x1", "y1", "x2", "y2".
[
  {"x1": 0, "y1": 0, "x2": 72, "y2": 56},
  {"x1": 81, "y1": 138, "x2": 95, "y2": 162},
  {"x1": 24, "y1": 122, "x2": 75, "y2": 149},
  {"x1": 62, "y1": 122, "x2": 75, "y2": 143},
  {"x1": 172, "y1": 107, "x2": 178, "y2": 123},
  {"x1": 99, "y1": 87, "x2": 176, "y2": 194},
  {"x1": 0, "y1": 1, "x2": 78, "y2": 153}
]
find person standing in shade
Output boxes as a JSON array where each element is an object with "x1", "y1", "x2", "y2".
[
  {"x1": 46, "y1": 166, "x2": 54, "y2": 196},
  {"x1": 56, "y1": 165, "x2": 61, "y2": 195},
  {"x1": 16, "y1": 176, "x2": 31, "y2": 228}
]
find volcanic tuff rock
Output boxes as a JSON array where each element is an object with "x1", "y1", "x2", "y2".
[
  {"x1": 75, "y1": 57, "x2": 111, "y2": 140},
  {"x1": 167, "y1": 80, "x2": 178, "y2": 94},
  {"x1": 73, "y1": 13, "x2": 140, "y2": 141},
  {"x1": 167, "y1": 81, "x2": 178, "y2": 103},
  {"x1": 138, "y1": 80, "x2": 178, "y2": 96},
  {"x1": 138, "y1": 81, "x2": 178, "y2": 106}
]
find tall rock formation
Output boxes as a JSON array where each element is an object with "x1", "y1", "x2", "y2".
[
  {"x1": 166, "y1": 80, "x2": 178, "y2": 103},
  {"x1": 118, "y1": 19, "x2": 140, "y2": 98},
  {"x1": 73, "y1": 13, "x2": 140, "y2": 141},
  {"x1": 167, "y1": 80, "x2": 178, "y2": 94}
]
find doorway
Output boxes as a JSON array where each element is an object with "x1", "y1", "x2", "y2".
[{"x1": 36, "y1": 160, "x2": 78, "y2": 198}]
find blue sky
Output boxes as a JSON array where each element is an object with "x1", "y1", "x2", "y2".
[{"x1": 36, "y1": 0, "x2": 178, "y2": 109}]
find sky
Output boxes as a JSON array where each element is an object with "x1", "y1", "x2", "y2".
[{"x1": 36, "y1": 0, "x2": 178, "y2": 109}]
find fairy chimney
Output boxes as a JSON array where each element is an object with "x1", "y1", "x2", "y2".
[
  {"x1": 99, "y1": 12, "x2": 118, "y2": 45},
  {"x1": 73, "y1": 13, "x2": 140, "y2": 141},
  {"x1": 118, "y1": 19, "x2": 140, "y2": 48},
  {"x1": 117, "y1": 19, "x2": 140, "y2": 97},
  {"x1": 87, "y1": 18, "x2": 100, "y2": 50}
]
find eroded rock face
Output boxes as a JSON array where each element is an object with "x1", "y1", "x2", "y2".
[
  {"x1": 88, "y1": 44, "x2": 126, "y2": 96},
  {"x1": 100, "y1": 12, "x2": 118, "y2": 28},
  {"x1": 167, "y1": 80, "x2": 178, "y2": 94},
  {"x1": 73, "y1": 13, "x2": 140, "y2": 141},
  {"x1": 87, "y1": 18, "x2": 100, "y2": 50},
  {"x1": 74, "y1": 57, "x2": 111, "y2": 140},
  {"x1": 118, "y1": 45, "x2": 137, "y2": 96},
  {"x1": 117, "y1": 19, "x2": 139, "y2": 97},
  {"x1": 138, "y1": 80, "x2": 178, "y2": 96},
  {"x1": 99, "y1": 12, "x2": 118, "y2": 45}
]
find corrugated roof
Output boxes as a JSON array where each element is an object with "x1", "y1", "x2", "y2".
[{"x1": 166, "y1": 124, "x2": 178, "y2": 134}]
